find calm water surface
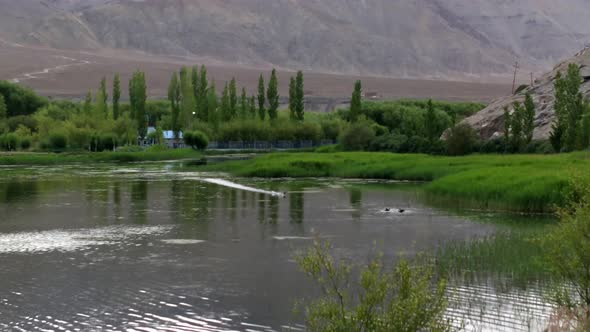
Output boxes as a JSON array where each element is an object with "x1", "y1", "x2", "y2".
[{"x1": 0, "y1": 163, "x2": 553, "y2": 331}]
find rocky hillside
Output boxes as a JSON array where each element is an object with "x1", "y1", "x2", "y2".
[
  {"x1": 463, "y1": 48, "x2": 590, "y2": 140},
  {"x1": 2, "y1": 0, "x2": 590, "y2": 78}
]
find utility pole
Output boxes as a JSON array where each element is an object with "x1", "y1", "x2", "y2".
[
  {"x1": 511, "y1": 61, "x2": 519, "y2": 94},
  {"x1": 530, "y1": 72, "x2": 534, "y2": 87}
]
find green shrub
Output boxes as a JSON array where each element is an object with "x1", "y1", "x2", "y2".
[
  {"x1": 48, "y1": 132, "x2": 67, "y2": 151},
  {"x1": 446, "y1": 123, "x2": 478, "y2": 156},
  {"x1": 184, "y1": 130, "x2": 209, "y2": 150},
  {"x1": 320, "y1": 119, "x2": 341, "y2": 140},
  {"x1": 19, "y1": 137, "x2": 31, "y2": 150},
  {"x1": 116, "y1": 145, "x2": 143, "y2": 153},
  {"x1": 0, "y1": 133, "x2": 18, "y2": 151},
  {"x1": 293, "y1": 122, "x2": 321, "y2": 142},
  {"x1": 340, "y1": 122, "x2": 376, "y2": 151},
  {"x1": 7, "y1": 115, "x2": 37, "y2": 132},
  {"x1": 100, "y1": 133, "x2": 117, "y2": 151},
  {"x1": 369, "y1": 133, "x2": 408, "y2": 152}
]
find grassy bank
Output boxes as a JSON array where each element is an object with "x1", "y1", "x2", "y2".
[
  {"x1": 203, "y1": 152, "x2": 590, "y2": 212},
  {"x1": 0, "y1": 148, "x2": 203, "y2": 165}
]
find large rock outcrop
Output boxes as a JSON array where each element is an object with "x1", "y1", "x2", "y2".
[{"x1": 463, "y1": 48, "x2": 590, "y2": 140}]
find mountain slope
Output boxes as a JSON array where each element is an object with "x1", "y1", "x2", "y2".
[
  {"x1": 1, "y1": 0, "x2": 590, "y2": 78},
  {"x1": 462, "y1": 48, "x2": 590, "y2": 140}
]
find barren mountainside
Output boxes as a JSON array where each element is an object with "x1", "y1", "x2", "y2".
[{"x1": 2, "y1": 0, "x2": 590, "y2": 78}]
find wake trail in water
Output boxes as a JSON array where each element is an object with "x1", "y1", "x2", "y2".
[{"x1": 202, "y1": 178, "x2": 285, "y2": 197}]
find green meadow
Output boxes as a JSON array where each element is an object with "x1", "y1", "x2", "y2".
[{"x1": 203, "y1": 151, "x2": 590, "y2": 212}]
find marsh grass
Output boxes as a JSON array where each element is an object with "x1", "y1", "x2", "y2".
[{"x1": 204, "y1": 152, "x2": 590, "y2": 212}]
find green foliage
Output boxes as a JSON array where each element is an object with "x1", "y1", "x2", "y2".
[
  {"x1": 350, "y1": 80, "x2": 363, "y2": 122},
  {"x1": 425, "y1": 99, "x2": 437, "y2": 142},
  {"x1": 0, "y1": 80, "x2": 47, "y2": 117},
  {"x1": 289, "y1": 76, "x2": 297, "y2": 120},
  {"x1": 510, "y1": 102, "x2": 524, "y2": 152},
  {"x1": 0, "y1": 133, "x2": 18, "y2": 151},
  {"x1": 183, "y1": 130, "x2": 209, "y2": 150},
  {"x1": 229, "y1": 77, "x2": 238, "y2": 119},
  {"x1": 113, "y1": 74, "x2": 121, "y2": 120},
  {"x1": 179, "y1": 67, "x2": 195, "y2": 130},
  {"x1": 221, "y1": 83, "x2": 231, "y2": 121},
  {"x1": 48, "y1": 132, "x2": 67, "y2": 151},
  {"x1": 258, "y1": 74, "x2": 266, "y2": 120},
  {"x1": 295, "y1": 240, "x2": 451, "y2": 332},
  {"x1": 215, "y1": 119, "x2": 322, "y2": 142},
  {"x1": 0, "y1": 94, "x2": 6, "y2": 120},
  {"x1": 97, "y1": 77, "x2": 108, "y2": 118},
  {"x1": 168, "y1": 72, "x2": 181, "y2": 139},
  {"x1": 207, "y1": 81, "x2": 219, "y2": 126},
  {"x1": 542, "y1": 175, "x2": 590, "y2": 327},
  {"x1": 240, "y1": 88, "x2": 248, "y2": 119},
  {"x1": 295, "y1": 71, "x2": 305, "y2": 121},
  {"x1": 130, "y1": 71, "x2": 147, "y2": 137},
  {"x1": 340, "y1": 121, "x2": 376, "y2": 151},
  {"x1": 198, "y1": 65, "x2": 209, "y2": 122},
  {"x1": 553, "y1": 64, "x2": 587, "y2": 152},
  {"x1": 267, "y1": 69, "x2": 279, "y2": 120},
  {"x1": 446, "y1": 123, "x2": 478, "y2": 156}
]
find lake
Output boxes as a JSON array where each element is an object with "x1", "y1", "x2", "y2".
[{"x1": 0, "y1": 163, "x2": 554, "y2": 331}]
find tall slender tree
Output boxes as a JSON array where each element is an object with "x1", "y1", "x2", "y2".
[
  {"x1": 84, "y1": 91, "x2": 93, "y2": 115},
  {"x1": 350, "y1": 80, "x2": 363, "y2": 122},
  {"x1": 249, "y1": 95, "x2": 256, "y2": 119},
  {"x1": 289, "y1": 76, "x2": 297, "y2": 120},
  {"x1": 295, "y1": 71, "x2": 305, "y2": 121},
  {"x1": 523, "y1": 93, "x2": 535, "y2": 145},
  {"x1": 129, "y1": 74, "x2": 136, "y2": 119},
  {"x1": 192, "y1": 66, "x2": 200, "y2": 109},
  {"x1": 552, "y1": 64, "x2": 585, "y2": 152},
  {"x1": 229, "y1": 77, "x2": 238, "y2": 119},
  {"x1": 113, "y1": 74, "x2": 121, "y2": 120},
  {"x1": 258, "y1": 74, "x2": 266, "y2": 120},
  {"x1": 0, "y1": 94, "x2": 6, "y2": 120},
  {"x1": 97, "y1": 77, "x2": 109, "y2": 118},
  {"x1": 267, "y1": 69, "x2": 279, "y2": 120},
  {"x1": 208, "y1": 81, "x2": 219, "y2": 127},
  {"x1": 180, "y1": 67, "x2": 196, "y2": 129},
  {"x1": 130, "y1": 71, "x2": 147, "y2": 138},
  {"x1": 168, "y1": 72, "x2": 181, "y2": 139},
  {"x1": 240, "y1": 87, "x2": 248, "y2": 119},
  {"x1": 511, "y1": 101, "x2": 524, "y2": 152},
  {"x1": 221, "y1": 83, "x2": 231, "y2": 122},
  {"x1": 198, "y1": 65, "x2": 209, "y2": 122},
  {"x1": 425, "y1": 99, "x2": 437, "y2": 142}
]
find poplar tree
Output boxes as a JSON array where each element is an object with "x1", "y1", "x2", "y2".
[
  {"x1": 425, "y1": 99, "x2": 437, "y2": 142},
  {"x1": 523, "y1": 93, "x2": 535, "y2": 144},
  {"x1": 198, "y1": 65, "x2": 209, "y2": 122},
  {"x1": 221, "y1": 83, "x2": 231, "y2": 122},
  {"x1": 267, "y1": 69, "x2": 279, "y2": 120},
  {"x1": 289, "y1": 76, "x2": 296, "y2": 120},
  {"x1": 113, "y1": 74, "x2": 121, "y2": 120},
  {"x1": 192, "y1": 66, "x2": 200, "y2": 108},
  {"x1": 249, "y1": 95, "x2": 256, "y2": 118},
  {"x1": 0, "y1": 94, "x2": 6, "y2": 120},
  {"x1": 258, "y1": 74, "x2": 266, "y2": 120},
  {"x1": 510, "y1": 102, "x2": 524, "y2": 152},
  {"x1": 552, "y1": 64, "x2": 585, "y2": 152},
  {"x1": 207, "y1": 81, "x2": 219, "y2": 127},
  {"x1": 240, "y1": 87, "x2": 248, "y2": 119},
  {"x1": 179, "y1": 67, "x2": 196, "y2": 129},
  {"x1": 229, "y1": 77, "x2": 238, "y2": 119},
  {"x1": 129, "y1": 74, "x2": 136, "y2": 119},
  {"x1": 132, "y1": 71, "x2": 147, "y2": 138},
  {"x1": 350, "y1": 80, "x2": 362, "y2": 122},
  {"x1": 84, "y1": 91, "x2": 93, "y2": 115},
  {"x1": 295, "y1": 71, "x2": 305, "y2": 121},
  {"x1": 168, "y1": 72, "x2": 181, "y2": 139},
  {"x1": 97, "y1": 77, "x2": 108, "y2": 118}
]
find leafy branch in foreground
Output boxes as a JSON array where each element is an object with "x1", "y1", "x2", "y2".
[
  {"x1": 545, "y1": 172, "x2": 590, "y2": 329},
  {"x1": 295, "y1": 240, "x2": 452, "y2": 332}
]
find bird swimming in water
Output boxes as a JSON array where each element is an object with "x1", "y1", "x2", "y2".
[
  {"x1": 398, "y1": 209, "x2": 405, "y2": 213},
  {"x1": 385, "y1": 208, "x2": 391, "y2": 212}
]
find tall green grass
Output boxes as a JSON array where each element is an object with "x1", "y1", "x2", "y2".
[{"x1": 203, "y1": 152, "x2": 590, "y2": 212}]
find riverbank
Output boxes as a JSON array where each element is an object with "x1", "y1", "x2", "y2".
[
  {"x1": 203, "y1": 151, "x2": 590, "y2": 212},
  {"x1": 0, "y1": 148, "x2": 203, "y2": 165}
]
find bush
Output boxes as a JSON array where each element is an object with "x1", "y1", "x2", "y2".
[
  {"x1": 446, "y1": 123, "x2": 478, "y2": 156},
  {"x1": 0, "y1": 133, "x2": 18, "y2": 151},
  {"x1": 100, "y1": 133, "x2": 117, "y2": 151},
  {"x1": 184, "y1": 130, "x2": 209, "y2": 150},
  {"x1": 340, "y1": 122, "x2": 376, "y2": 151},
  {"x1": 48, "y1": 132, "x2": 67, "y2": 151},
  {"x1": 293, "y1": 122, "x2": 321, "y2": 142},
  {"x1": 369, "y1": 133, "x2": 408, "y2": 152},
  {"x1": 19, "y1": 137, "x2": 31, "y2": 150},
  {"x1": 320, "y1": 120, "x2": 341, "y2": 141},
  {"x1": 7, "y1": 115, "x2": 37, "y2": 132},
  {"x1": 479, "y1": 137, "x2": 505, "y2": 154}
]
